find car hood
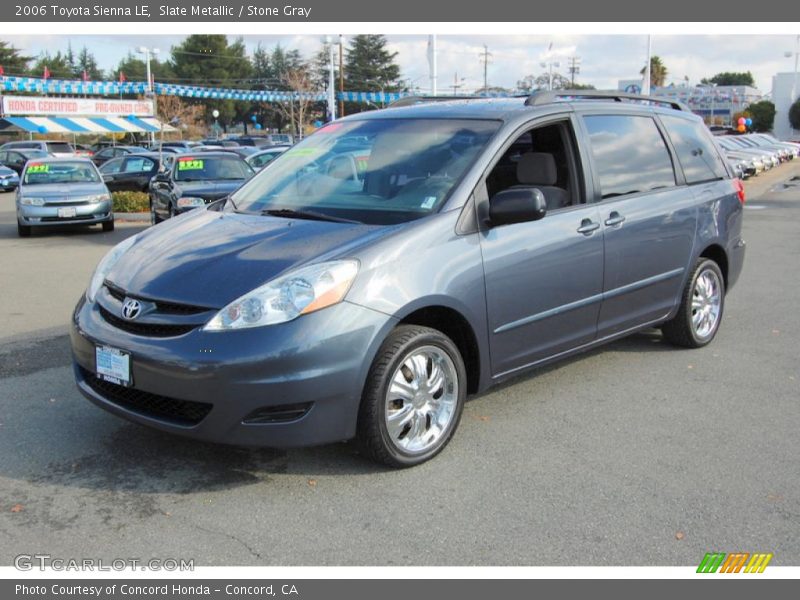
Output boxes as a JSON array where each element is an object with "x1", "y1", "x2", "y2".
[
  {"x1": 108, "y1": 208, "x2": 395, "y2": 308},
  {"x1": 20, "y1": 182, "x2": 106, "y2": 197},
  {"x1": 175, "y1": 180, "x2": 247, "y2": 200}
]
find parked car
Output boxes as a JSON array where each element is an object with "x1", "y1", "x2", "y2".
[
  {"x1": 16, "y1": 157, "x2": 113, "y2": 237},
  {"x1": 159, "y1": 141, "x2": 201, "y2": 152},
  {"x1": 1, "y1": 140, "x2": 74, "y2": 157},
  {"x1": 71, "y1": 91, "x2": 745, "y2": 467},
  {"x1": 747, "y1": 133, "x2": 799, "y2": 159},
  {"x1": 716, "y1": 136, "x2": 777, "y2": 170},
  {"x1": 0, "y1": 148, "x2": 50, "y2": 175},
  {"x1": 220, "y1": 146, "x2": 260, "y2": 159},
  {"x1": 91, "y1": 145, "x2": 149, "y2": 167},
  {"x1": 149, "y1": 145, "x2": 186, "y2": 155},
  {"x1": 99, "y1": 152, "x2": 164, "y2": 193},
  {"x1": 73, "y1": 144, "x2": 95, "y2": 157},
  {"x1": 229, "y1": 134, "x2": 293, "y2": 147},
  {"x1": 200, "y1": 138, "x2": 240, "y2": 147},
  {"x1": 245, "y1": 145, "x2": 291, "y2": 170},
  {"x1": 0, "y1": 164, "x2": 20, "y2": 191},
  {"x1": 148, "y1": 151, "x2": 254, "y2": 223}
]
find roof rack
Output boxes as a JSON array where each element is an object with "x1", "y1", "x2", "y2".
[
  {"x1": 524, "y1": 89, "x2": 689, "y2": 112},
  {"x1": 388, "y1": 95, "x2": 486, "y2": 108}
]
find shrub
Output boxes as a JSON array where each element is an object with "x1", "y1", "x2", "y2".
[{"x1": 112, "y1": 191, "x2": 149, "y2": 213}]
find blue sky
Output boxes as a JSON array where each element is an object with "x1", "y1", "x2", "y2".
[{"x1": 2, "y1": 34, "x2": 796, "y2": 94}]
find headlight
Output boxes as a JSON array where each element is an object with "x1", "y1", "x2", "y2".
[
  {"x1": 204, "y1": 260, "x2": 359, "y2": 331},
  {"x1": 177, "y1": 197, "x2": 205, "y2": 208},
  {"x1": 86, "y1": 193, "x2": 111, "y2": 203},
  {"x1": 86, "y1": 235, "x2": 138, "y2": 302},
  {"x1": 20, "y1": 197, "x2": 45, "y2": 206}
]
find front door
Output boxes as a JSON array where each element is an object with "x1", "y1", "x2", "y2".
[{"x1": 479, "y1": 116, "x2": 605, "y2": 377}]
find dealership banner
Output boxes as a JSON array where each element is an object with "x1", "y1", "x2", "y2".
[{"x1": 1, "y1": 95, "x2": 155, "y2": 117}]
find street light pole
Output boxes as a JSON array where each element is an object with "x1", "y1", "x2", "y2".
[{"x1": 137, "y1": 46, "x2": 160, "y2": 146}]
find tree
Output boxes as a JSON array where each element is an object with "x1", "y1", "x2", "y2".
[
  {"x1": 273, "y1": 67, "x2": 317, "y2": 139},
  {"x1": 789, "y1": 98, "x2": 800, "y2": 131},
  {"x1": 701, "y1": 72, "x2": 755, "y2": 87},
  {"x1": 112, "y1": 52, "x2": 173, "y2": 82},
  {"x1": 641, "y1": 55, "x2": 668, "y2": 88},
  {"x1": 0, "y1": 41, "x2": 33, "y2": 76},
  {"x1": 169, "y1": 35, "x2": 253, "y2": 128},
  {"x1": 344, "y1": 34, "x2": 401, "y2": 94},
  {"x1": 77, "y1": 46, "x2": 103, "y2": 80},
  {"x1": 156, "y1": 95, "x2": 205, "y2": 139},
  {"x1": 311, "y1": 42, "x2": 339, "y2": 91},
  {"x1": 746, "y1": 101, "x2": 776, "y2": 132},
  {"x1": 31, "y1": 51, "x2": 72, "y2": 79}
]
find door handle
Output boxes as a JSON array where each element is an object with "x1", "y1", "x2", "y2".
[
  {"x1": 577, "y1": 219, "x2": 600, "y2": 235},
  {"x1": 605, "y1": 211, "x2": 626, "y2": 227}
]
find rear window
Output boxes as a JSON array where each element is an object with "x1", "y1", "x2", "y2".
[
  {"x1": 583, "y1": 115, "x2": 676, "y2": 199},
  {"x1": 174, "y1": 156, "x2": 254, "y2": 181},
  {"x1": 661, "y1": 116, "x2": 727, "y2": 184},
  {"x1": 45, "y1": 142, "x2": 74, "y2": 154}
]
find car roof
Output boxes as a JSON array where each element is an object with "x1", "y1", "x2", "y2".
[
  {"x1": 177, "y1": 151, "x2": 246, "y2": 159},
  {"x1": 342, "y1": 93, "x2": 698, "y2": 124},
  {"x1": 24, "y1": 156, "x2": 94, "y2": 163}
]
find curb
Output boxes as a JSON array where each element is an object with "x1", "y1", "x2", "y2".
[{"x1": 114, "y1": 212, "x2": 150, "y2": 223}]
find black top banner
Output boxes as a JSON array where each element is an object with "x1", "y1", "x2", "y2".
[{"x1": 1, "y1": 0, "x2": 795, "y2": 22}]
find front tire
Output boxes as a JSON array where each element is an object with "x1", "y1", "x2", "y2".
[
  {"x1": 102, "y1": 219, "x2": 115, "y2": 232},
  {"x1": 17, "y1": 222, "x2": 31, "y2": 237},
  {"x1": 357, "y1": 325, "x2": 467, "y2": 468},
  {"x1": 662, "y1": 258, "x2": 725, "y2": 348}
]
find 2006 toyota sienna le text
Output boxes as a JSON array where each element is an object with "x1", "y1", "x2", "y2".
[{"x1": 71, "y1": 91, "x2": 746, "y2": 467}]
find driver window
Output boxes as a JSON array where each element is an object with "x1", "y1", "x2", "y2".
[{"x1": 486, "y1": 121, "x2": 580, "y2": 212}]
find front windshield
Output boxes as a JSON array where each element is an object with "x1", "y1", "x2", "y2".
[
  {"x1": 229, "y1": 118, "x2": 500, "y2": 225},
  {"x1": 23, "y1": 161, "x2": 100, "y2": 185},
  {"x1": 174, "y1": 156, "x2": 254, "y2": 181}
]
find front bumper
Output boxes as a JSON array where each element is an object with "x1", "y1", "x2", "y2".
[
  {"x1": 17, "y1": 200, "x2": 112, "y2": 226},
  {"x1": 71, "y1": 296, "x2": 395, "y2": 447}
]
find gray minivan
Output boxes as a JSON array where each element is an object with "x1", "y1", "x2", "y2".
[{"x1": 71, "y1": 91, "x2": 746, "y2": 467}]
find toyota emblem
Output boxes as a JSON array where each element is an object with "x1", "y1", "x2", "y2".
[{"x1": 121, "y1": 298, "x2": 142, "y2": 320}]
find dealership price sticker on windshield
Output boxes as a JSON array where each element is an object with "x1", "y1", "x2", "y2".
[
  {"x1": 178, "y1": 159, "x2": 205, "y2": 170},
  {"x1": 26, "y1": 164, "x2": 49, "y2": 173},
  {"x1": 96, "y1": 346, "x2": 131, "y2": 386}
]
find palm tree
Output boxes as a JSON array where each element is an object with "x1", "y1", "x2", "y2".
[{"x1": 640, "y1": 55, "x2": 668, "y2": 88}]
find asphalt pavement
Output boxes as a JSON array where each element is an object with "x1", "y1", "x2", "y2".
[{"x1": 0, "y1": 167, "x2": 798, "y2": 566}]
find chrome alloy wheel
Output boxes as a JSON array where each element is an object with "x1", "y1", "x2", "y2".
[
  {"x1": 691, "y1": 269, "x2": 722, "y2": 339},
  {"x1": 384, "y1": 345, "x2": 458, "y2": 454}
]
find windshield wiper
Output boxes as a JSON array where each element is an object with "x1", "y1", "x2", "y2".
[{"x1": 261, "y1": 207, "x2": 361, "y2": 224}]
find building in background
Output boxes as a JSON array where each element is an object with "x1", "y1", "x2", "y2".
[
  {"x1": 772, "y1": 72, "x2": 798, "y2": 141},
  {"x1": 618, "y1": 81, "x2": 763, "y2": 128}
]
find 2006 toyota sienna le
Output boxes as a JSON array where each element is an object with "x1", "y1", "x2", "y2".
[{"x1": 71, "y1": 91, "x2": 746, "y2": 467}]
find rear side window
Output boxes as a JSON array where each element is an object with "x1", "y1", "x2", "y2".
[
  {"x1": 46, "y1": 142, "x2": 74, "y2": 154},
  {"x1": 661, "y1": 116, "x2": 728, "y2": 183},
  {"x1": 583, "y1": 115, "x2": 676, "y2": 199}
]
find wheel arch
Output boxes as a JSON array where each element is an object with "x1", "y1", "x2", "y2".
[
  {"x1": 698, "y1": 243, "x2": 729, "y2": 290},
  {"x1": 395, "y1": 303, "x2": 483, "y2": 395}
]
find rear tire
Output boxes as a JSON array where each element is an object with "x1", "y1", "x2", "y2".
[
  {"x1": 662, "y1": 258, "x2": 725, "y2": 348},
  {"x1": 150, "y1": 201, "x2": 161, "y2": 225},
  {"x1": 17, "y1": 223, "x2": 31, "y2": 237},
  {"x1": 357, "y1": 325, "x2": 467, "y2": 468}
]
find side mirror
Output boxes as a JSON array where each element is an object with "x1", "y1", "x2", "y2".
[
  {"x1": 154, "y1": 172, "x2": 170, "y2": 183},
  {"x1": 488, "y1": 188, "x2": 547, "y2": 227},
  {"x1": 102, "y1": 174, "x2": 114, "y2": 182}
]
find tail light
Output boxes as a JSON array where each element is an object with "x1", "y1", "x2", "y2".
[{"x1": 734, "y1": 178, "x2": 745, "y2": 205}]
